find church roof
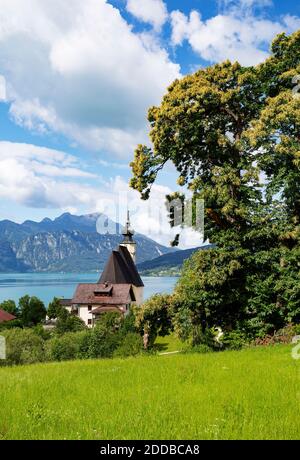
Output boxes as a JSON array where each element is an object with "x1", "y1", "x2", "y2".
[
  {"x1": 0, "y1": 309, "x2": 16, "y2": 323},
  {"x1": 99, "y1": 245, "x2": 144, "y2": 287},
  {"x1": 72, "y1": 283, "x2": 135, "y2": 305}
]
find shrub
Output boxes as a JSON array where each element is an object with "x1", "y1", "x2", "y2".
[
  {"x1": 88, "y1": 325, "x2": 120, "y2": 359},
  {"x1": 253, "y1": 323, "x2": 300, "y2": 347},
  {"x1": 114, "y1": 333, "x2": 143, "y2": 358},
  {"x1": 55, "y1": 312, "x2": 86, "y2": 334},
  {"x1": 222, "y1": 330, "x2": 249, "y2": 350},
  {"x1": 1, "y1": 328, "x2": 45, "y2": 366},
  {"x1": 47, "y1": 333, "x2": 79, "y2": 362},
  {"x1": 0, "y1": 319, "x2": 23, "y2": 332},
  {"x1": 32, "y1": 324, "x2": 52, "y2": 340},
  {"x1": 119, "y1": 311, "x2": 137, "y2": 336}
]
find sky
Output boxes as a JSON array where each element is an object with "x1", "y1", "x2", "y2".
[{"x1": 0, "y1": 0, "x2": 299, "y2": 247}]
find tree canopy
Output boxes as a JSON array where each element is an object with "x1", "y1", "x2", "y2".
[
  {"x1": 0, "y1": 300, "x2": 18, "y2": 317},
  {"x1": 130, "y1": 30, "x2": 300, "y2": 341},
  {"x1": 19, "y1": 295, "x2": 47, "y2": 327}
]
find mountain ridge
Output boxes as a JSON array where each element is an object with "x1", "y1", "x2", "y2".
[
  {"x1": 0, "y1": 213, "x2": 175, "y2": 273},
  {"x1": 137, "y1": 244, "x2": 215, "y2": 276}
]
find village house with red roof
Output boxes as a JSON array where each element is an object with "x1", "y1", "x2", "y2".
[{"x1": 0, "y1": 309, "x2": 16, "y2": 324}]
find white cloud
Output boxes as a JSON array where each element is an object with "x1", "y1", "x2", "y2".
[
  {"x1": 0, "y1": 142, "x2": 100, "y2": 208},
  {"x1": 171, "y1": 7, "x2": 300, "y2": 66},
  {"x1": 0, "y1": 0, "x2": 180, "y2": 157},
  {"x1": 283, "y1": 15, "x2": 300, "y2": 31},
  {"x1": 126, "y1": 0, "x2": 168, "y2": 30},
  {"x1": 0, "y1": 141, "x2": 203, "y2": 247},
  {"x1": 0, "y1": 75, "x2": 6, "y2": 102}
]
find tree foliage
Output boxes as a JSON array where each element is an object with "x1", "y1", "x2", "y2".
[
  {"x1": 130, "y1": 30, "x2": 300, "y2": 342},
  {"x1": 18, "y1": 295, "x2": 47, "y2": 327},
  {"x1": 134, "y1": 295, "x2": 174, "y2": 346},
  {"x1": 1, "y1": 328, "x2": 45, "y2": 366},
  {"x1": 0, "y1": 299, "x2": 18, "y2": 317},
  {"x1": 55, "y1": 309, "x2": 86, "y2": 334},
  {"x1": 47, "y1": 297, "x2": 65, "y2": 320}
]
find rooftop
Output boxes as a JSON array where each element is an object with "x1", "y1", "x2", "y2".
[
  {"x1": 71, "y1": 283, "x2": 136, "y2": 305},
  {"x1": 99, "y1": 245, "x2": 144, "y2": 287},
  {"x1": 0, "y1": 309, "x2": 16, "y2": 323}
]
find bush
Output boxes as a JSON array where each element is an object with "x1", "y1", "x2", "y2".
[
  {"x1": 0, "y1": 319, "x2": 23, "y2": 332},
  {"x1": 75, "y1": 330, "x2": 92, "y2": 360},
  {"x1": 0, "y1": 309, "x2": 171, "y2": 366},
  {"x1": 119, "y1": 311, "x2": 137, "y2": 336},
  {"x1": 1, "y1": 328, "x2": 45, "y2": 366},
  {"x1": 46, "y1": 333, "x2": 79, "y2": 362},
  {"x1": 222, "y1": 330, "x2": 249, "y2": 350},
  {"x1": 32, "y1": 324, "x2": 52, "y2": 340},
  {"x1": 192, "y1": 326, "x2": 217, "y2": 348},
  {"x1": 114, "y1": 333, "x2": 143, "y2": 358},
  {"x1": 55, "y1": 312, "x2": 86, "y2": 334},
  {"x1": 88, "y1": 325, "x2": 120, "y2": 359},
  {"x1": 253, "y1": 323, "x2": 300, "y2": 347}
]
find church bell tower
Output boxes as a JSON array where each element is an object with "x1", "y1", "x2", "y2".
[{"x1": 120, "y1": 211, "x2": 137, "y2": 263}]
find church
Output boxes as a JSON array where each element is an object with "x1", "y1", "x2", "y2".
[{"x1": 61, "y1": 212, "x2": 144, "y2": 327}]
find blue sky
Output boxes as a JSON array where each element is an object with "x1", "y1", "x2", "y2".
[{"x1": 0, "y1": 0, "x2": 299, "y2": 246}]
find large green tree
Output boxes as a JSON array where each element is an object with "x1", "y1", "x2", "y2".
[
  {"x1": 47, "y1": 297, "x2": 65, "y2": 320},
  {"x1": 19, "y1": 295, "x2": 47, "y2": 327},
  {"x1": 130, "y1": 30, "x2": 300, "y2": 340}
]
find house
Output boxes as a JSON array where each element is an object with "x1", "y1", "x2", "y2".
[
  {"x1": 61, "y1": 212, "x2": 144, "y2": 327},
  {"x1": 0, "y1": 309, "x2": 16, "y2": 324}
]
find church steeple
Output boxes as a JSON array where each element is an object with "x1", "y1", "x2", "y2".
[
  {"x1": 120, "y1": 211, "x2": 137, "y2": 262},
  {"x1": 122, "y1": 210, "x2": 134, "y2": 242}
]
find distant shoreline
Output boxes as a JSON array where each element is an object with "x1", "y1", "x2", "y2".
[{"x1": 0, "y1": 271, "x2": 180, "y2": 277}]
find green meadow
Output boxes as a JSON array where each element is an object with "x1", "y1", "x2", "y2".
[{"x1": 0, "y1": 344, "x2": 299, "y2": 440}]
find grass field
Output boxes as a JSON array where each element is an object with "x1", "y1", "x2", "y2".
[
  {"x1": 153, "y1": 333, "x2": 185, "y2": 353},
  {"x1": 0, "y1": 344, "x2": 299, "y2": 440}
]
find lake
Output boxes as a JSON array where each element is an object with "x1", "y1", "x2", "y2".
[{"x1": 0, "y1": 273, "x2": 178, "y2": 306}]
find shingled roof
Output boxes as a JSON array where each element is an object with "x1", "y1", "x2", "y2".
[
  {"x1": 72, "y1": 283, "x2": 136, "y2": 305},
  {"x1": 99, "y1": 245, "x2": 144, "y2": 287},
  {"x1": 59, "y1": 299, "x2": 72, "y2": 307},
  {"x1": 0, "y1": 309, "x2": 16, "y2": 323}
]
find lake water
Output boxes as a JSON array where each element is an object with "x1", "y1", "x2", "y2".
[{"x1": 0, "y1": 273, "x2": 178, "y2": 306}]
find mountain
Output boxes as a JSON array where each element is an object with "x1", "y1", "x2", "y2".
[
  {"x1": 0, "y1": 213, "x2": 174, "y2": 273},
  {"x1": 0, "y1": 241, "x2": 29, "y2": 272},
  {"x1": 137, "y1": 244, "x2": 214, "y2": 276},
  {"x1": 0, "y1": 212, "x2": 121, "y2": 241},
  {"x1": 0, "y1": 220, "x2": 31, "y2": 243}
]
